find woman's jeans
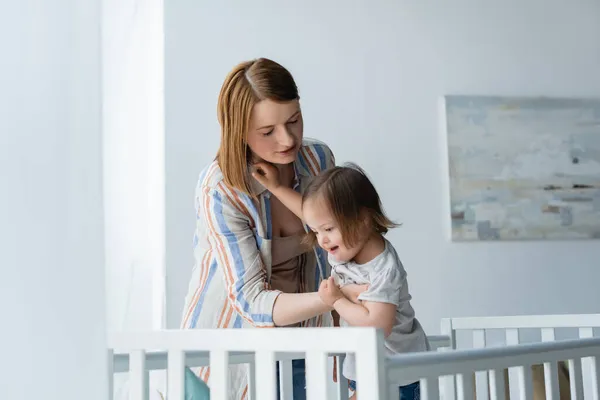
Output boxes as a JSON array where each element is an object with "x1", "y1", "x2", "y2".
[{"x1": 276, "y1": 359, "x2": 420, "y2": 400}]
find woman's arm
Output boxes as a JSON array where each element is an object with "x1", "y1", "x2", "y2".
[
  {"x1": 272, "y1": 292, "x2": 332, "y2": 326},
  {"x1": 201, "y1": 183, "x2": 328, "y2": 327}
]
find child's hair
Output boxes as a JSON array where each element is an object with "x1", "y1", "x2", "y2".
[{"x1": 301, "y1": 163, "x2": 399, "y2": 248}]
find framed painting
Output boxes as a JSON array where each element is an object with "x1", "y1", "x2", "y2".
[{"x1": 444, "y1": 95, "x2": 600, "y2": 241}]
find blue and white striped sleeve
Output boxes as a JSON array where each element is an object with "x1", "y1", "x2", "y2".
[{"x1": 199, "y1": 183, "x2": 282, "y2": 327}]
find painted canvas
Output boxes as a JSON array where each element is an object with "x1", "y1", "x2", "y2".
[{"x1": 445, "y1": 95, "x2": 600, "y2": 241}]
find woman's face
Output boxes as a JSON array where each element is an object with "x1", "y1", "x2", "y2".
[{"x1": 247, "y1": 99, "x2": 303, "y2": 165}]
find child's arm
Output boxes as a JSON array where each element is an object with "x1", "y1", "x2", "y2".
[
  {"x1": 334, "y1": 298, "x2": 396, "y2": 337},
  {"x1": 340, "y1": 284, "x2": 369, "y2": 304},
  {"x1": 319, "y1": 277, "x2": 396, "y2": 337},
  {"x1": 251, "y1": 162, "x2": 303, "y2": 220}
]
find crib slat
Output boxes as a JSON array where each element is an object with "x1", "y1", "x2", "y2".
[
  {"x1": 590, "y1": 356, "x2": 600, "y2": 400},
  {"x1": 541, "y1": 327, "x2": 555, "y2": 342},
  {"x1": 541, "y1": 328, "x2": 560, "y2": 400},
  {"x1": 129, "y1": 349, "x2": 148, "y2": 400},
  {"x1": 542, "y1": 361, "x2": 560, "y2": 400},
  {"x1": 335, "y1": 355, "x2": 349, "y2": 400},
  {"x1": 355, "y1": 329, "x2": 387, "y2": 399},
  {"x1": 420, "y1": 377, "x2": 440, "y2": 400},
  {"x1": 489, "y1": 369, "x2": 505, "y2": 400},
  {"x1": 579, "y1": 328, "x2": 594, "y2": 338},
  {"x1": 306, "y1": 351, "x2": 328, "y2": 400},
  {"x1": 278, "y1": 360, "x2": 294, "y2": 400},
  {"x1": 472, "y1": 329, "x2": 489, "y2": 400},
  {"x1": 248, "y1": 359, "x2": 256, "y2": 400},
  {"x1": 580, "y1": 327, "x2": 595, "y2": 399},
  {"x1": 167, "y1": 350, "x2": 185, "y2": 400},
  {"x1": 505, "y1": 329, "x2": 519, "y2": 346},
  {"x1": 517, "y1": 365, "x2": 533, "y2": 400},
  {"x1": 210, "y1": 350, "x2": 229, "y2": 399},
  {"x1": 440, "y1": 318, "x2": 457, "y2": 400},
  {"x1": 569, "y1": 358, "x2": 584, "y2": 399},
  {"x1": 255, "y1": 351, "x2": 277, "y2": 400},
  {"x1": 457, "y1": 372, "x2": 475, "y2": 400},
  {"x1": 505, "y1": 329, "x2": 522, "y2": 400},
  {"x1": 388, "y1": 384, "x2": 397, "y2": 399}
]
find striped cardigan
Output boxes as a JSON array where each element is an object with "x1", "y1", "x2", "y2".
[{"x1": 180, "y1": 138, "x2": 336, "y2": 399}]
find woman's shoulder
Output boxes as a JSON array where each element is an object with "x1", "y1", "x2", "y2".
[
  {"x1": 196, "y1": 160, "x2": 225, "y2": 192},
  {"x1": 301, "y1": 137, "x2": 334, "y2": 157},
  {"x1": 298, "y1": 137, "x2": 336, "y2": 175},
  {"x1": 195, "y1": 160, "x2": 254, "y2": 207}
]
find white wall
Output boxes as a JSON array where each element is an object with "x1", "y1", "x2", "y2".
[
  {"x1": 0, "y1": 2, "x2": 107, "y2": 399},
  {"x1": 165, "y1": 0, "x2": 600, "y2": 334}
]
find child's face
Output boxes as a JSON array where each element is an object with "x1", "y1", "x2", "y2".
[{"x1": 302, "y1": 195, "x2": 364, "y2": 263}]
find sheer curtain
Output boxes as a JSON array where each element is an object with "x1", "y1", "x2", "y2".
[{"x1": 102, "y1": 0, "x2": 165, "y2": 397}]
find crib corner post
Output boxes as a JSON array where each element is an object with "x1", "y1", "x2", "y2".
[
  {"x1": 440, "y1": 318, "x2": 457, "y2": 400},
  {"x1": 440, "y1": 318, "x2": 456, "y2": 350},
  {"x1": 107, "y1": 348, "x2": 114, "y2": 400},
  {"x1": 355, "y1": 328, "x2": 388, "y2": 400}
]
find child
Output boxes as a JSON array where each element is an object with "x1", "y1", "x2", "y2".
[{"x1": 252, "y1": 162, "x2": 430, "y2": 400}]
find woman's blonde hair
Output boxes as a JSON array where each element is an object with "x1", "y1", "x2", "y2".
[{"x1": 216, "y1": 58, "x2": 299, "y2": 195}]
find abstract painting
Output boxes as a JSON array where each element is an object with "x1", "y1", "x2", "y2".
[{"x1": 445, "y1": 95, "x2": 600, "y2": 241}]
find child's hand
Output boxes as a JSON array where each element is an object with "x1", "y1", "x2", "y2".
[
  {"x1": 251, "y1": 162, "x2": 280, "y2": 191},
  {"x1": 318, "y1": 277, "x2": 344, "y2": 307}
]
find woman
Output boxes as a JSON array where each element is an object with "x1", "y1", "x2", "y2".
[{"x1": 180, "y1": 58, "x2": 364, "y2": 399}]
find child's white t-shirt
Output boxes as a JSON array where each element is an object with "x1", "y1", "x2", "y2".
[{"x1": 329, "y1": 238, "x2": 430, "y2": 386}]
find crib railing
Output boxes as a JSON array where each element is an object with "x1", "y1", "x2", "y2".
[
  {"x1": 388, "y1": 336, "x2": 600, "y2": 400},
  {"x1": 110, "y1": 327, "x2": 391, "y2": 400},
  {"x1": 440, "y1": 314, "x2": 600, "y2": 400},
  {"x1": 109, "y1": 314, "x2": 600, "y2": 399},
  {"x1": 109, "y1": 332, "x2": 449, "y2": 400},
  {"x1": 277, "y1": 334, "x2": 449, "y2": 400}
]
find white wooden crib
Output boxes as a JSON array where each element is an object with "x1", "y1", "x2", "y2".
[
  {"x1": 438, "y1": 313, "x2": 600, "y2": 399},
  {"x1": 109, "y1": 313, "x2": 600, "y2": 399}
]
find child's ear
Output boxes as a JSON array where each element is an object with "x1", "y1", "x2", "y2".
[{"x1": 359, "y1": 208, "x2": 372, "y2": 231}]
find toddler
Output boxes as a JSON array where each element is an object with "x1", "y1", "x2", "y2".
[{"x1": 252, "y1": 162, "x2": 429, "y2": 400}]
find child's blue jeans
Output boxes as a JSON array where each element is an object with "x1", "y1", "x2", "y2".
[
  {"x1": 350, "y1": 379, "x2": 421, "y2": 399},
  {"x1": 276, "y1": 359, "x2": 307, "y2": 400},
  {"x1": 276, "y1": 359, "x2": 421, "y2": 400}
]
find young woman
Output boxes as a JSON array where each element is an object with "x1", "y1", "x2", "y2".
[{"x1": 180, "y1": 57, "x2": 366, "y2": 399}]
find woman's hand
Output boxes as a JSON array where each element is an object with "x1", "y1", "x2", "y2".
[
  {"x1": 251, "y1": 161, "x2": 280, "y2": 191},
  {"x1": 340, "y1": 284, "x2": 369, "y2": 304},
  {"x1": 318, "y1": 277, "x2": 344, "y2": 307}
]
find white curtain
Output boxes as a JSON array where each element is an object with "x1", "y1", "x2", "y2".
[{"x1": 102, "y1": 0, "x2": 166, "y2": 397}]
